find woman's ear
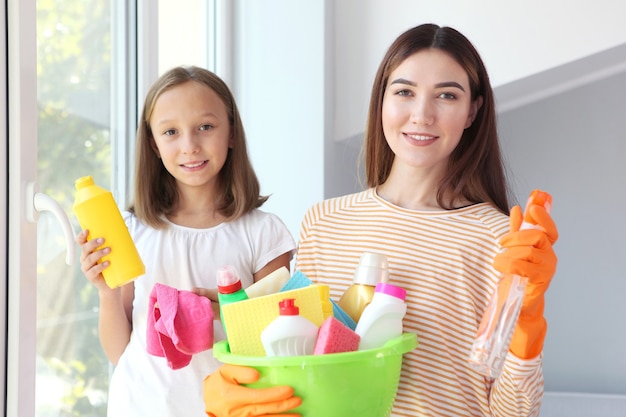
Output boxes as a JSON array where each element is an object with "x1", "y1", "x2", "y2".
[{"x1": 465, "y1": 96, "x2": 483, "y2": 128}]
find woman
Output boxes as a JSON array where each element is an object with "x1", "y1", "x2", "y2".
[{"x1": 204, "y1": 24, "x2": 558, "y2": 417}]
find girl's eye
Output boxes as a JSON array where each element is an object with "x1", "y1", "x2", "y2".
[
  {"x1": 163, "y1": 129, "x2": 176, "y2": 136},
  {"x1": 199, "y1": 124, "x2": 213, "y2": 131}
]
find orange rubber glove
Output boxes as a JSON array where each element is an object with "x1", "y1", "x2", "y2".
[
  {"x1": 493, "y1": 204, "x2": 559, "y2": 359},
  {"x1": 203, "y1": 364, "x2": 302, "y2": 417}
]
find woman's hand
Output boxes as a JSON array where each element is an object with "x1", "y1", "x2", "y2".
[
  {"x1": 493, "y1": 204, "x2": 559, "y2": 358},
  {"x1": 204, "y1": 364, "x2": 302, "y2": 417}
]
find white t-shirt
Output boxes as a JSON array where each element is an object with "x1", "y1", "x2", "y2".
[{"x1": 106, "y1": 209, "x2": 296, "y2": 417}]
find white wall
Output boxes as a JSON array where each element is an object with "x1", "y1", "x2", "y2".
[
  {"x1": 499, "y1": 69, "x2": 626, "y2": 395},
  {"x1": 333, "y1": 0, "x2": 626, "y2": 141},
  {"x1": 233, "y1": 0, "x2": 328, "y2": 240}
]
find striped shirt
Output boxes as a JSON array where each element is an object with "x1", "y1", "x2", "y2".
[{"x1": 296, "y1": 189, "x2": 543, "y2": 417}]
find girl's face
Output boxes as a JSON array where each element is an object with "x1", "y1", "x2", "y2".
[
  {"x1": 150, "y1": 80, "x2": 232, "y2": 192},
  {"x1": 382, "y1": 49, "x2": 481, "y2": 177}
]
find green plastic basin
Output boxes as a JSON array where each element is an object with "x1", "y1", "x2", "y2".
[{"x1": 213, "y1": 332, "x2": 417, "y2": 416}]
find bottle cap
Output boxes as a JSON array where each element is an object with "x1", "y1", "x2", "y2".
[
  {"x1": 217, "y1": 265, "x2": 242, "y2": 294},
  {"x1": 75, "y1": 175, "x2": 95, "y2": 190},
  {"x1": 375, "y1": 282, "x2": 406, "y2": 301},
  {"x1": 278, "y1": 298, "x2": 299, "y2": 315},
  {"x1": 353, "y1": 252, "x2": 390, "y2": 286}
]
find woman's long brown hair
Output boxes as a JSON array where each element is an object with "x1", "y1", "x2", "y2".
[{"x1": 364, "y1": 24, "x2": 510, "y2": 214}]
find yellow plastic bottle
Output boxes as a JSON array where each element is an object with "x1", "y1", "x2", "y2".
[
  {"x1": 337, "y1": 252, "x2": 390, "y2": 323},
  {"x1": 73, "y1": 175, "x2": 145, "y2": 288}
]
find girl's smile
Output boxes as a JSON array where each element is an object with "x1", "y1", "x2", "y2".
[{"x1": 180, "y1": 160, "x2": 209, "y2": 170}]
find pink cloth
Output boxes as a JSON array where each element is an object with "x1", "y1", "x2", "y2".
[{"x1": 146, "y1": 283, "x2": 214, "y2": 369}]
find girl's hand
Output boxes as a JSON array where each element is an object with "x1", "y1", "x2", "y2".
[
  {"x1": 193, "y1": 287, "x2": 221, "y2": 319},
  {"x1": 77, "y1": 229, "x2": 114, "y2": 293}
]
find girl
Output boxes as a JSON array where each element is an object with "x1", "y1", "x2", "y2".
[
  {"x1": 78, "y1": 66, "x2": 296, "y2": 416},
  {"x1": 204, "y1": 24, "x2": 558, "y2": 417}
]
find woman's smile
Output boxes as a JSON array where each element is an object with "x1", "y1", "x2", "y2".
[{"x1": 404, "y1": 132, "x2": 437, "y2": 145}]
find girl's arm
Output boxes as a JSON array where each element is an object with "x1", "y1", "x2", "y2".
[
  {"x1": 253, "y1": 252, "x2": 292, "y2": 282},
  {"x1": 78, "y1": 229, "x2": 132, "y2": 365},
  {"x1": 193, "y1": 251, "x2": 293, "y2": 318}
]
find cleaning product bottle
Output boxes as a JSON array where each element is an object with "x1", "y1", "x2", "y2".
[
  {"x1": 72, "y1": 175, "x2": 145, "y2": 288},
  {"x1": 337, "y1": 252, "x2": 390, "y2": 323},
  {"x1": 355, "y1": 282, "x2": 407, "y2": 350},
  {"x1": 468, "y1": 189, "x2": 553, "y2": 378},
  {"x1": 216, "y1": 265, "x2": 249, "y2": 333},
  {"x1": 261, "y1": 298, "x2": 319, "y2": 356}
]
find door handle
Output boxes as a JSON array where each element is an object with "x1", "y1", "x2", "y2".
[{"x1": 25, "y1": 182, "x2": 76, "y2": 266}]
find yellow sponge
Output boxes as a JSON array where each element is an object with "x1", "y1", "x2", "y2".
[
  {"x1": 222, "y1": 285, "x2": 326, "y2": 356},
  {"x1": 317, "y1": 284, "x2": 334, "y2": 320}
]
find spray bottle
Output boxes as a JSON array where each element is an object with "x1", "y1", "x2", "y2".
[{"x1": 468, "y1": 189, "x2": 552, "y2": 378}]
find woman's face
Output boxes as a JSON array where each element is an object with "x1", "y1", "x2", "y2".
[{"x1": 382, "y1": 49, "x2": 481, "y2": 176}]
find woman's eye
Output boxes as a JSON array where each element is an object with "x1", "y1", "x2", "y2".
[
  {"x1": 199, "y1": 124, "x2": 213, "y2": 131},
  {"x1": 439, "y1": 92, "x2": 457, "y2": 100},
  {"x1": 396, "y1": 89, "x2": 413, "y2": 97},
  {"x1": 163, "y1": 129, "x2": 176, "y2": 136}
]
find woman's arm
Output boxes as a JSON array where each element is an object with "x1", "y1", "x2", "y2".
[{"x1": 489, "y1": 354, "x2": 544, "y2": 416}]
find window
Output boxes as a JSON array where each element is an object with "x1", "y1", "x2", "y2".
[
  {"x1": 35, "y1": 1, "x2": 131, "y2": 415},
  {"x1": 31, "y1": 1, "x2": 216, "y2": 415}
]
